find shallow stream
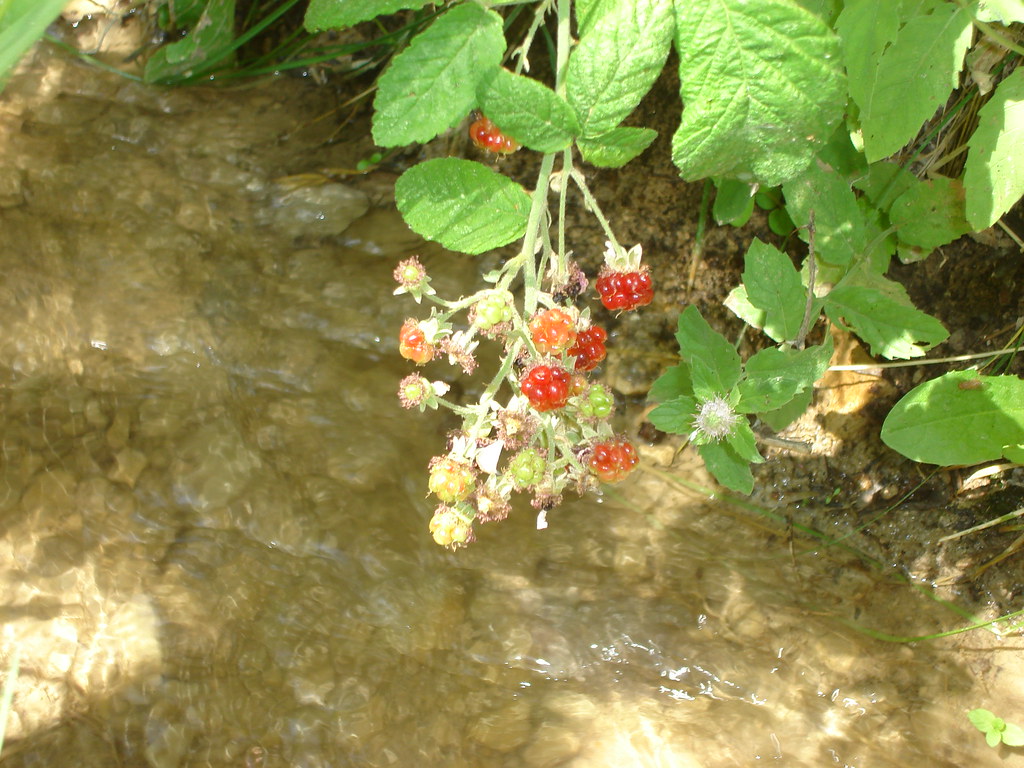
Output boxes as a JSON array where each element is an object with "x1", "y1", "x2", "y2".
[{"x1": 0, "y1": 37, "x2": 1021, "y2": 768}]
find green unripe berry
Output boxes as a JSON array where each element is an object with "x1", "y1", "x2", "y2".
[
  {"x1": 472, "y1": 292, "x2": 513, "y2": 330},
  {"x1": 578, "y1": 384, "x2": 614, "y2": 420},
  {"x1": 507, "y1": 448, "x2": 546, "y2": 489}
]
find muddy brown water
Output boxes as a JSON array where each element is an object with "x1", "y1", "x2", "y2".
[{"x1": 0, "y1": 40, "x2": 1022, "y2": 768}]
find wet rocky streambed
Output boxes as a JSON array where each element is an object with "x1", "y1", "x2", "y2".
[{"x1": 0, "y1": 28, "x2": 1023, "y2": 768}]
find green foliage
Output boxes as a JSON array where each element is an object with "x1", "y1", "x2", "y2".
[
  {"x1": 394, "y1": 158, "x2": 531, "y2": 255},
  {"x1": 672, "y1": 0, "x2": 846, "y2": 185},
  {"x1": 964, "y1": 67, "x2": 1024, "y2": 229},
  {"x1": 0, "y1": 0, "x2": 68, "y2": 91},
  {"x1": 304, "y1": 0, "x2": 430, "y2": 32},
  {"x1": 146, "y1": 0, "x2": 237, "y2": 84},
  {"x1": 478, "y1": 68, "x2": 579, "y2": 153},
  {"x1": 577, "y1": 127, "x2": 658, "y2": 168},
  {"x1": 372, "y1": 3, "x2": 504, "y2": 147},
  {"x1": 969, "y1": 708, "x2": 1024, "y2": 748},
  {"x1": 881, "y1": 372, "x2": 1024, "y2": 466}
]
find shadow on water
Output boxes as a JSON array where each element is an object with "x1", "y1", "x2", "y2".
[{"x1": 0, "y1": 38, "x2": 1021, "y2": 768}]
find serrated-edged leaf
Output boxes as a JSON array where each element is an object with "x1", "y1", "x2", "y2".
[
  {"x1": 648, "y1": 364, "x2": 694, "y2": 404},
  {"x1": 977, "y1": 0, "x2": 1024, "y2": 23},
  {"x1": 1005, "y1": 444, "x2": 1024, "y2": 464},
  {"x1": 144, "y1": 0, "x2": 236, "y2": 84},
  {"x1": 566, "y1": 0, "x2": 673, "y2": 137},
  {"x1": 742, "y1": 239, "x2": 806, "y2": 342},
  {"x1": 713, "y1": 178, "x2": 756, "y2": 225},
  {"x1": 890, "y1": 176, "x2": 970, "y2": 249},
  {"x1": 649, "y1": 396, "x2": 697, "y2": 435},
  {"x1": 725, "y1": 285, "x2": 768, "y2": 330},
  {"x1": 372, "y1": 4, "x2": 504, "y2": 147},
  {"x1": 965, "y1": 67, "x2": 1024, "y2": 230},
  {"x1": 836, "y1": 0, "x2": 900, "y2": 134},
  {"x1": 825, "y1": 284, "x2": 947, "y2": 359},
  {"x1": 784, "y1": 162, "x2": 865, "y2": 267},
  {"x1": 760, "y1": 386, "x2": 814, "y2": 431},
  {"x1": 727, "y1": 420, "x2": 764, "y2": 464},
  {"x1": 478, "y1": 69, "x2": 579, "y2": 153},
  {"x1": 304, "y1": 0, "x2": 429, "y2": 32},
  {"x1": 672, "y1": 0, "x2": 845, "y2": 186},
  {"x1": 575, "y1": 0, "x2": 617, "y2": 37},
  {"x1": 699, "y1": 441, "x2": 754, "y2": 494},
  {"x1": 857, "y1": 2, "x2": 972, "y2": 162},
  {"x1": 577, "y1": 126, "x2": 658, "y2": 168},
  {"x1": 676, "y1": 306, "x2": 742, "y2": 394},
  {"x1": 395, "y1": 158, "x2": 530, "y2": 254},
  {"x1": 881, "y1": 372, "x2": 1024, "y2": 465},
  {"x1": 737, "y1": 340, "x2": 833, "y2": 413}
]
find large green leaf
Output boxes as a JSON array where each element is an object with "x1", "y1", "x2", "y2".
[
  {"x1": 305, "y1": 0, "x2": 430, "y2": 31},
  {"x1": 825, "y1": 284, "x2": 947, "y2": 359},
  {"x1": 736, "y1": 340, "x2": 833, "y2": 414},
  {"x1": 671, "y1": 0, "x2": 845, "y2": 185},
  {"x1": 372, "y1": 3, "x2": 504, "y2": 147},
  {"x1": 784, "y1": 162, "x2": 865, "y2": 267},
  {"x1": 881, "y1": 372, "x2": 1024, "y2": 465},
  {"x1": 478, "y1": 69, "x2": 579, "y2": 153},
  {"x1": 395, "y1": 158, "x2": 531, "y2": 255},
  {"x1": 648, "y1": 395, "x2": 697, "y2": 435},
  {"x1": 0, "y1": 0, "x2": 68, "y2": 90},
  {"x1": 675, "y1": 306, "x2": 742, "y2": 398},
  {"x1": 889, "y1": 176, "x2": 970, "y2": 249},
  {"x1": 964, "y1": 67, "x2": 1024, "y2": 230},
  {"x1": 849, "y1": 0, "x2": 972, "y2": 162},
  {"x1": 741, "y1": 239, "x2": 807, "y2": 343},
  {"x1": 565, "y1": 0, "x2": 673, "y2": 138}
]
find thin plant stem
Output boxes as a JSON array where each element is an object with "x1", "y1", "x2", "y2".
[
  {"x1": 569, "y1": 168, "x2": 622, "y2": 253},
  {"x1": 828, "y1": 345, "x2": 1021, "y2": 371}
]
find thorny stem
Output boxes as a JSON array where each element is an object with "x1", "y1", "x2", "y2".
[
  {"x1": 569, "y1": 168, "x2": 623, "y2": 255},
  {"x1": 558, "y1": 150, "x2": 571, "y2": 267},
  {"x1": 510, "y1": 0, "x2": 555, "y2": 73},
  {"x1": 519, "y1": 152, "x2": 557, "y2": 315}
]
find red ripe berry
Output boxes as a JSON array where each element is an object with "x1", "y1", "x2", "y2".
[
  {"x1": 520, "y1": 364, "x2": 571, "y2": 412},
  {"x1": 589, "y1": 438, "x2": 639, "y2": 483},
  {"x1": 528, "y1": 308, "x2": 577, "y2": 356},
  {"x1": 595, "y1": 268, "x2": 653, "y2": 311},
  {"x1": 398, "y1": 319, "x2": 434, "y2": 365},
  {"x1": 469, "y1": 115, "x2": 519, "y2": 154},
  {"x1": 568, "y1": 325, "x2": 607, "y2": 371}
]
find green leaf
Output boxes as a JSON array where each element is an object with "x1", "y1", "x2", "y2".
[
  {"x1": 977, "y1": 0, "x2": 1024, "y2": 23},
  {"x1": 988, "y1": 730, "x2": 1003, "y2": 748},
  {"x1": 964, "y1": 67, "x2": 1024, "y2": 230},
  {"x1": 1003, "y1": 722, "x2": 1024, "y2": 747},
  {"x1": 713, "y1": 179, "x2": 756, "y2": 225},
  {"x1": 881, "y1": 372, "x2": 1024, "y2": 465},
  {"x1": 565, "y1": 0, "x2": 673, "y2": 138},
  {"x1": 477, "y1": 69, "x2": 580, "y2": 153},
  {"x1": 0, "y1": 0, "x2": 69, "y2": 90},
  {"x1": 577, "y1": 126, "x2": 658, "y2": 168},
  {"x1": 672, "y1": 0, "x2": 845, "y2": 186},
  {"x1": 648, "y1": 364, "x2": 693, "y2": 404},
  {"x1": 304, "y1": 0, "x2": 429, "y2": 31},
  {"x1": 395, "y1": 158, "x2": 531, "y2": 255},
  {"x1": 969, "y1": 709, "x2": 998, "y2": 733},
  {"x1": 1004, "y1": 444, "x2": 1024, "y2": 464},
  {"x1": 676, "y1": 306, "x2": 742, "y2": 397},
  {"x1": 727, "y1": 420, "x2": 764, "y2": 464},
  {"x1": 648, "y1": 396, "x2": 697, "y2": 435},
  {"x1": 835, "y1": 0, "x2": 900, "y2": 139},
  {"x1": 784, "y1": 162, "x2": 865, "y2": 267},
  {"x1": 372, "y1": 4, "x2": 504, "y2": 147},
  {"x1": 855, "y1": 161, "x2": 919, "y2": 212},
  {"x1": 760, "y1": 386, "x2": 814, "y2": 431},
  {"x1": 741, "y1": 239, "x2": 806, "y2": 342},
  {"x1": 890, "y1": 177, "x2": 970, "y2": 250},
  {"x1": 699, "y1": 442, "x2": 755, "y2": 494},
  {"x1": 144, "y1": 0, "x2": 236, "y2": 84},
  {"x1": 574, "y1": 0, "x2": 616, "y2": 37},
  {"x1": 853, "y1": 1, "x2": 972, "y2": 162},
  {"x1": 825, "y1": 284, "x2": 947, "y2": 359},
  {"x1": 736, "y1": 340, "x2": 833, "y2": 414},
  {"x1": 724, "y1": 285, "x2": 768, "y2": 331}
]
